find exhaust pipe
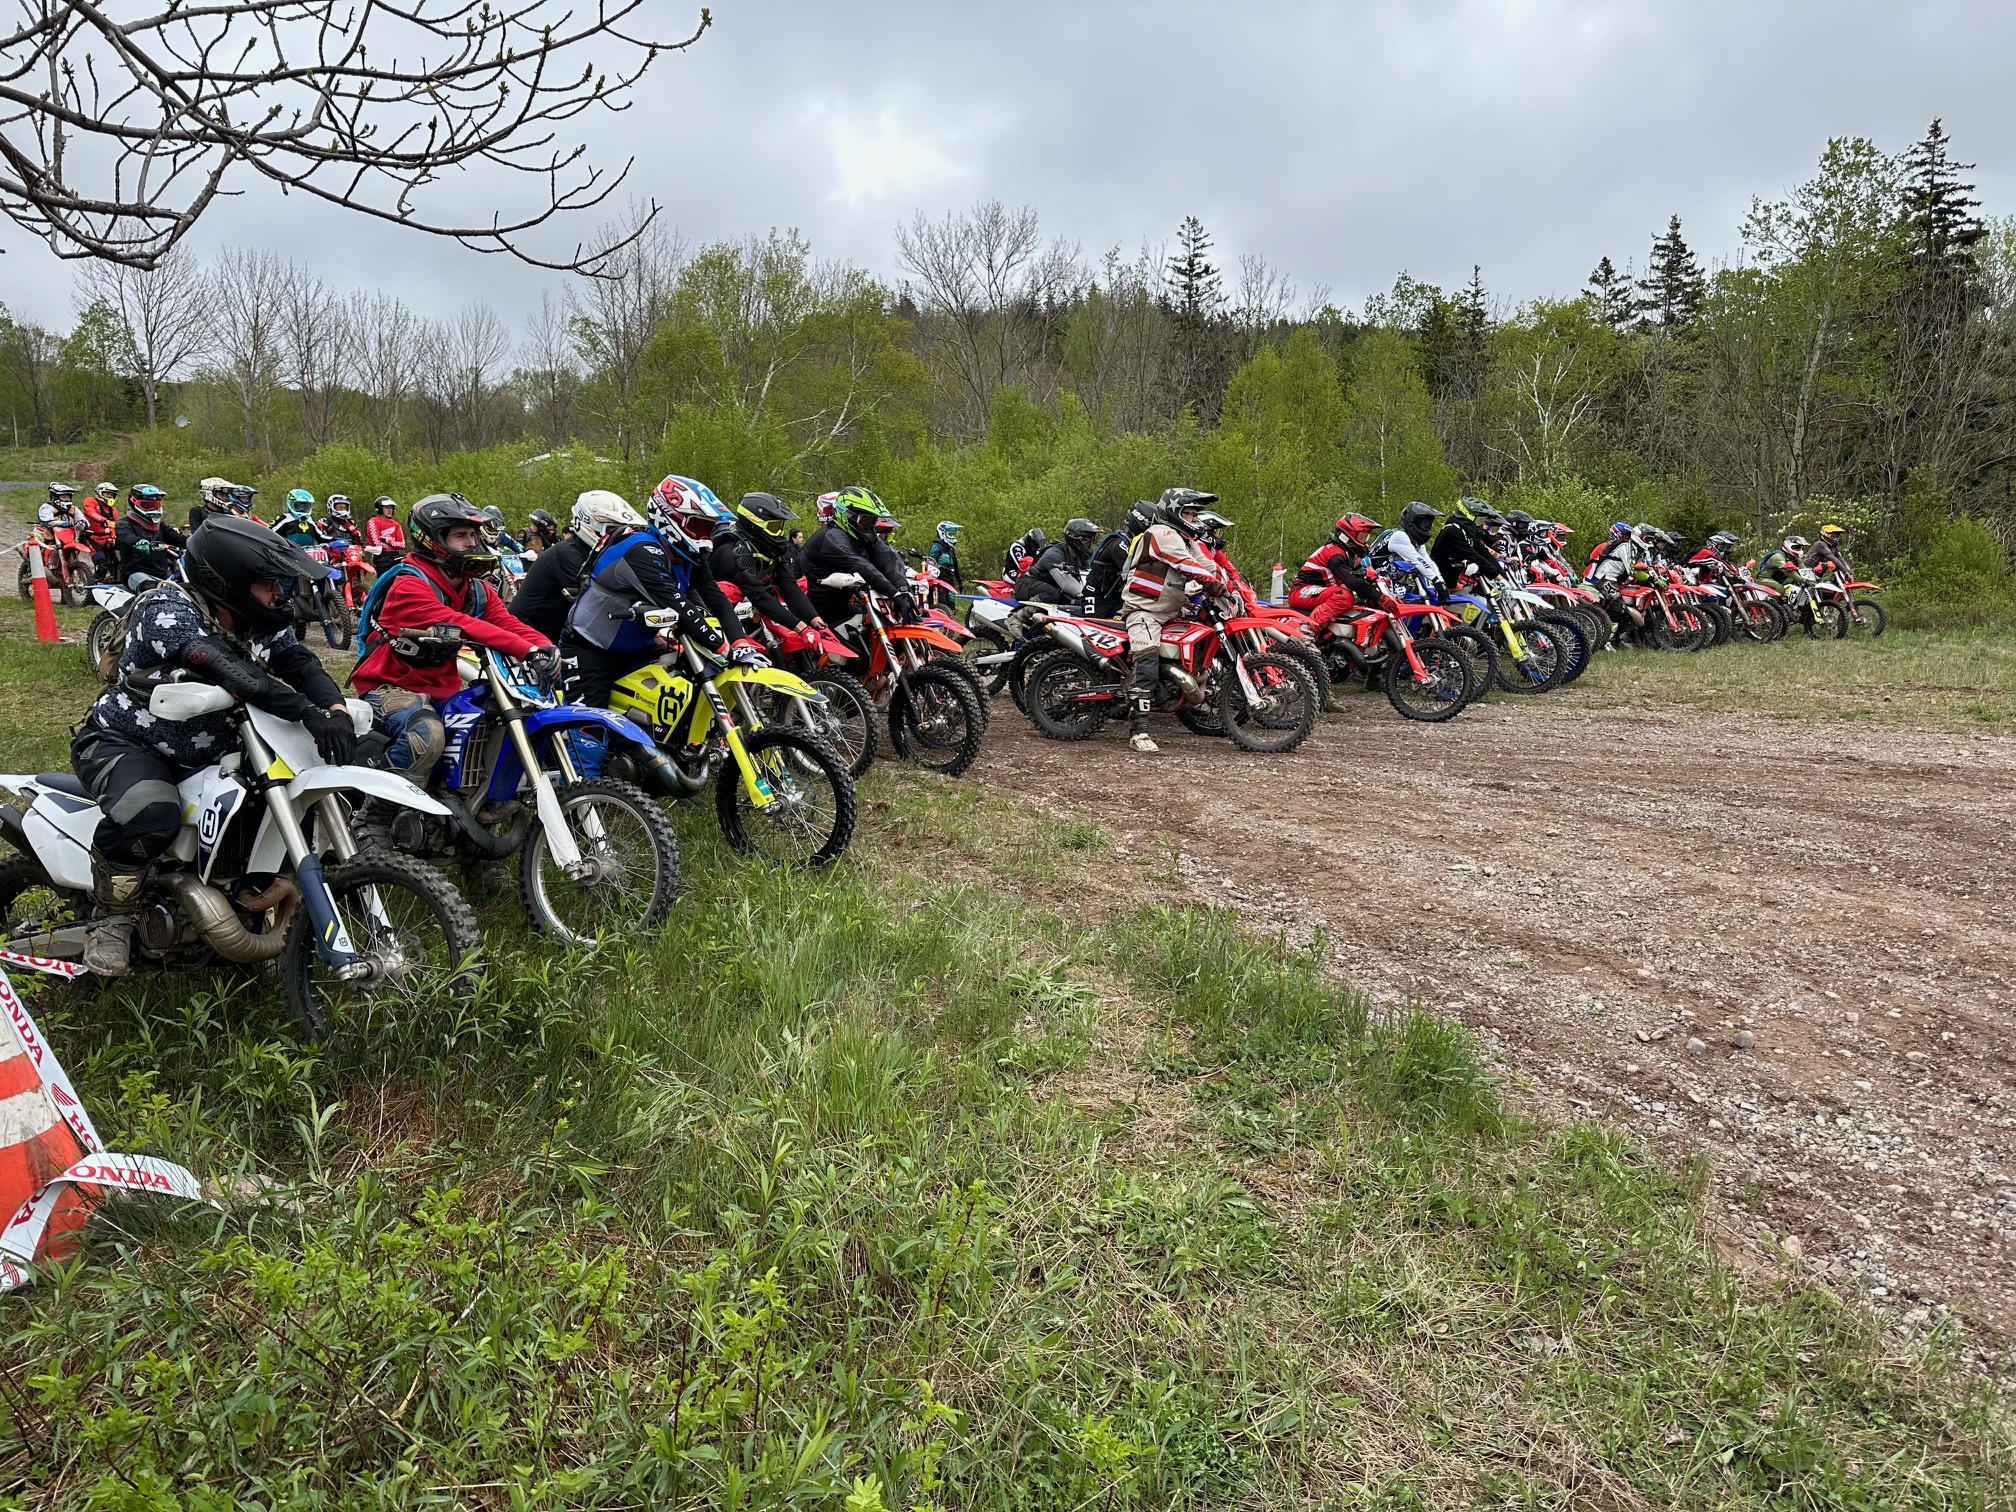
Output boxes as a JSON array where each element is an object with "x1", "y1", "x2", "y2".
[
  {"x1": 438, "y1": 791, "x2": 529, "y2": 858},
  {"x1": 1161, "y1": 666, "x2": 1204, "y2": 706},
  {"x1": 168, "y1": 874, "x2": 298, "y2": 963}
]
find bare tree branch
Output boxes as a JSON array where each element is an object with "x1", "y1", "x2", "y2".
[{"x1": 0, "y1": 0, "x2": 711, "y2": 271}]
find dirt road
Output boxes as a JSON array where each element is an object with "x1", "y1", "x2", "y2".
[{"x1": 974, "y1": 689, "x2": 2016, "y2": 1362}]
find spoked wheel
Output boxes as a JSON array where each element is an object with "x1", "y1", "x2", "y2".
[
  {"x1": 0, "y1": 854, "x2": 87, "y2": 957},
  {"x1": 318, "y1": 588, "x2": 355, "y2": 650},
  {"x1": 1273, "y1": 636, "x2": 1339, "y2": 712},
  {"x1": 962, "y1": 622, "x2": 1013, "y2": 695},
  {"x1": 1385, "y1": 636, "x2": 1476, "y2": 722},
  {"x1": 717, "y1": 728, "x2": 857, "y2": 867},
  {"x1": 281, "y1": 853, "x2": 481, "y2": 1043},
  {"x1": 1493, "y1": 619, "x2": 1568, "y2": 694},
  {"x1": 1734, "y1": 598, "x2": 1787, "y2": 643},
  {"x1": 1026, "y1": 652, "x2": 1115, "y2": 742},
  {"x1": 1649, "y1": 608, "x2": 1708, "y2": 652},
  {"x1": 1218, "y1": 652, "x2": 1318, "y2": 753},
  {"x1": 85, "y1": 611, "x2": 126, "y2": 681},
  {"x1": 1844, "y1": 598, "x2": 1886, "y2": 639},
  {"x1": 1439, "y1": 624, "x2": 1498, "y2": 698},
  {"x1": 776, "y1": 671, "x2": 877, "y2": 779},
  {"x1": 1538, "y1": 613, "x2": 1590, "y2": 684},
  {"x1": 1804, "y1": 602, "x2": 1848, "y2": 639},
  {"x1": 929, "y1": 653, "x2": 991, "y2": 732},
  {"x1": 520, "y1": 776, "x2": 680, "y2": 945},
  {"x1": 888, "y1": 664, "x2": 985, "y2": 776},
  {"x1": 58, "y1": 557, "x2": 94, "y2": 608},
  {"x1": 14, "y1": 558, "x2": 30, "y2": 601},
  {"x1": 1698, "y1": 603, "x2": 1734, "y2": 648}
]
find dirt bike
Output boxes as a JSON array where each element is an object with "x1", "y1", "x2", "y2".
[
  {"x1": 1705, "y1": 561, "x2": 1788, "y2": 643},
  {"x1": 16, "y1": 520, "x2": 95, "y2": 607},
  {"x1": 1023, "y1": 597, "x2": 1319, "y2": 753},
  {"x1": 0, "y1": 687, "x2": 476, "y2": 1041},
  {"x1": 831, "y1": 585, "x2": 986, "y2": 777},
  {"x1": 83, "y1": 582, "x2": 142, "y2": 682},
  {"x1": 1320, "y1": 579, "x2": 1481, "y2": 721},
  {"x1": 1448, "y1": 577, "x2": 1575, "y2": 694},
  {"x1": 290, "y1": 548, "x2": 355, "y2": 650},
  {"x1": 1617, "y1": 570, "x2": 1710, "y2": 651},
  {"x1": 1812, "y1": 567, "x2": 1886, "y2": 639},
  {"x1": 905, "y1": 557, "x2": 992, "y2": 728},
  {"x1": 372, "y1": 645, "x2": 680, "y2": 945},
  {"x1": 747, "y1": 612, "x2": 881, "y2": 780},
  {"x1": 1517, "y1": 572, "x2": 1609, "y2": 679},
  {"x1": 321, "y1": 529, "x2": 370, "y2": 608},
  {"x1": 602, "y1": 612, "x2": 855, "y2": 868}
]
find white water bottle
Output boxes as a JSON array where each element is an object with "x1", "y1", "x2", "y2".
[{"x1": 1269, "y1": 562, "x2": 1286, "y2": 603}]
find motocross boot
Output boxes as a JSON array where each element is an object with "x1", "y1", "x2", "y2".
[
  {"x1": 83, "y1": 851, "x2": 144, "y2": 977},
  {"x1": 1127, "y1": 692, "x2": 1158, "y2": 754}
]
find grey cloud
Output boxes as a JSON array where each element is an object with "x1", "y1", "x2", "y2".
[{"x1": 4, "y1": 0, "x2": 2012, "y2": 327}]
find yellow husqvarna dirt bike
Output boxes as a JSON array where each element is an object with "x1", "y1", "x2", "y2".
[{"x1": 603, "y1": 611, "x2": 856, "y2": 867}]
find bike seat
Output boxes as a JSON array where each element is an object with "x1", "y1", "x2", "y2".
[{"x1": 36, "y1": 771, "x2": 89, "y2": 799}]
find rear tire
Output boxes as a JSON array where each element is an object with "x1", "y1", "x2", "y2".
[
  {"x1": 1844, "y1": 598, "x2": 1886, "y2": 639},
  {"x1": 1219, "y1": 651, "x2": 1318, "y2": 753},
  {"x1": 85, "y1": 610, "x2": 124, "y2": 681},
  {"x1": 889, "y1": 664, "x2": 985, "y2": 776},
  {"x1": 1025, "y1": 653, "x2": 1114, "y2": 742},
  {"x1": 962, "y1": 622, "x2": 1013, "y2": 695}
]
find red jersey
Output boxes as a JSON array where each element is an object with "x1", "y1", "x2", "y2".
[{"x1": 351, "y1": 555, "x2": 548, "y2": 699}]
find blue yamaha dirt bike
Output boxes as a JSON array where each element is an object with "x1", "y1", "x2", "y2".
[{"x1": 375, "y1": 647, "x2": 682, "y2": 945}]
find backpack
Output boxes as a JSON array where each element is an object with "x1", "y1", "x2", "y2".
[{"x1": 355, "y1": 562, "x2": 487, "y2": 662}]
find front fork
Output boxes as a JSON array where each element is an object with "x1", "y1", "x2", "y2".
[{"x1": 241, "y1": 725, "x2": 364, "y2": 977}]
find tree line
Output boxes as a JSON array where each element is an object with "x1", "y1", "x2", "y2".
[{"x1": 2, "y1": 119, "x2": 2009, "y2": 582}]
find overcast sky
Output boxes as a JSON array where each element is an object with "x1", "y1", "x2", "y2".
[{"x1": 5, "y1": 0, "x2": 2014, "y2": 334}]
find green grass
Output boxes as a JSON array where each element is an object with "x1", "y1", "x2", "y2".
[
  {"x1": 0, "y1": 630, "x2": 2008, "y2": 1509},
  {"x1": 1572, "y1": 626, "x2": 2016, "y2": 729}
]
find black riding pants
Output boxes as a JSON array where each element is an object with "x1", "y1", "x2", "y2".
[{"x1": 71, "y1": 725, "x2": 185, "y2": 866}]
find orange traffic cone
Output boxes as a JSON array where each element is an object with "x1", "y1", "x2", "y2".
[{"x1": 26, "y1": 540, "x2": 59, "y2": 644}]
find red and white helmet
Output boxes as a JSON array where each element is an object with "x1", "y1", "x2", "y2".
[
  {"x1": 814, "y1": 490, "x2": 840, "y2": 527},
  {"x1": 649, "y1": 475, "x2": 730, "y2": 558}
]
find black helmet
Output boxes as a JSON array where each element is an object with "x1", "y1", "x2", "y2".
[
  {"x1": 1019, "y1": 526, "x2": 1048, "y2": 554},
  {"x1": 1159, "y1": 487, "x2": 1217, "y2": 538},
  {"x1": 1063, "y1": 517, "x2": 1099, "y2": 554},
  {"x1": 1123, "y1": 502, "x2": 1155, "y2": 536},
  {"x1": 528, "y1": 508, "x2": 558, "y2": 536},
  {"x1": 409, "y1": 493, "x2": 500, "y2": 578},
  {"x1": 732, "y1": 491, "x2": 799, "y2": 558},
  {"x1": 183, "y1": 515, "x2": 320, "y2": 637},
  {"x1": 374, "y1": 495, "x2": 398, "y2": 515},
  {"x1": 1197, "y1": 509, "x2": 1233, "y2": 547},
  {"x1": 1399, "y1": 501, "x2": 1441, "y2": 544},
  {"x1": 1504, "y1": 509, "x2": 1534, "y2": 533}
]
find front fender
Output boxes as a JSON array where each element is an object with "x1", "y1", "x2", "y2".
[
  {"x1": 284, "y1": 766, "x2": 453, "y2": 814},
  {"x1": 717, "y1": 665, "x2": 826, "y2": 703},
  {"x1": 520, "y1": 703, "x2": 660, "y2": 752},
  {"x1": 885, "y1": 624, "x2": 964, "y2": 654}
]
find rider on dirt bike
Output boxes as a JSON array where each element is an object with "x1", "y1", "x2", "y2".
[
  {"x1": 277, "y1": 490, "x2": 329, "y2": 550},
  {"x1": 927, "y1": 520, "x2": 964, "y2": 596},
  {"x1": 1290, "y1": 512, "x2": 1382, "y2": 631},
  {"x1": 1757, "y1": 536, "x2": 1809, "y2": 585},
  {"x1": 1369, "y1": 503, "x2": 1446, "y2": 593},
  {"x1": 512, "y1": 491, "x2": 640, "y2": 644},
  {"x1": 1589, "y1": 522, "x2": 1655, "y2": 626},
  {"x1": 480, "y1": 506, "x2": 526, "y2": 557},
  {"x1": 70, "y1": 517, "x2": 355, "y2": 975},
  {"x1": 113, "y1": 486, "x2": 184, "y2": 589},
  {"x1": 802, "y1": 486, "x2": 919, "y2": 630},
  {"x1": 561, "y1": 476, "x2": 750, "y2": 708},
  {"x1": 187, "y1": 477, "x2": 235, "y2": 534},
  {"x1": 1687, "y1": 531, "x2": 1740, "y2": 581},
  {"x1": 1803, "y1": 524, "x2": 1851, "y2": 576},
  {"x1": 1003, "y1": 527, "x2": 1048, "y2": 586},
  {"x1": 711, "y1": 491, "x2": 828, "y2": 637},
  {"x1": 320, "y1": 495, "x2": 357, "y2": 540},
  {"x1": 1120, "y1": 488, "x2": 1228, "y2": 754},
  {"x1": 353, "y1": 494, "x2": 556, "y2": 785},
  {"x1": 79, "y1": 485, "x2": 118, "y2": 575},
  {"x1": 1084, "y1": 505, "x2": 1153, "y2": 619},
  {"x1": 1431, "y1": 497, "x2": 1508, "y2": 585},
  {"x1": 1584, "y1": 522, "x2": 1633, "y2": 580},
  {"x1": 1020, "y1": 519, "x2": 1100, "y2": 606},
  {"x1": 525, "y1": 510, "x2": 561, "y2": 555},
  {"x1": 225, "y1": 485, "x2": 263, "y2": 524}
]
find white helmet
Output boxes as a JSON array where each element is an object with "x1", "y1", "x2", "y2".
[
  {"x1": 198, "y1": 475, "x2": 231, "y2": 507},
  {"x1": 571, "y1": 489, "x2": 644, "y2": 546}
]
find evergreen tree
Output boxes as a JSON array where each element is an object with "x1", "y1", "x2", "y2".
[
  {"x1": 1455, "y1": 265, "x2": 1490, "y2": 361},
  {"x1": 1163, "y1": 214, "x2": 1229, "y2": 419},
  {"x1": 1901, "y1": 117, "x2": 1986, "y2": 288},
  {"x1": 1585, "y1": 256, "x2": 1635, "y2": 330},
  {"x1": 1636, "y1": 215, "x2": 1706, "y2": 329}
]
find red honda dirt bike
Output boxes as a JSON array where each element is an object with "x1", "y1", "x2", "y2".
[
  {"x1": 16, "y1": 519, "x2": 95, "y2": 607},
  {"x1": 905, "y1": 558, "x2": 993, "y2": 726},
  {"x1": 1811, "y1": 564, "x2": 1886, "y2": 639},
  {"x1": 322, "y1": 531, "x2": 370, "y2": 608},
  {"x1": 1618, "y1": 570, "x2": 1710, "y2": 652},
  {"x1": 1698, "y1": 560, "x2": 1788, "y2": 643},
  {"x1": 1520, "y1": 558, "x2": 1612, "y2": 661},
  {"x1": 1318, "y1": 578, "x2": 1482, "y2": 721},
  {"x1": 1022, "y1": 598, "x2": 1320, "y2": 753}
]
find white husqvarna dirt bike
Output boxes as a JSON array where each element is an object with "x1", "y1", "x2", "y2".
[{"x1": 0, "y1": 682, "x2": 480, "y2": 1039}]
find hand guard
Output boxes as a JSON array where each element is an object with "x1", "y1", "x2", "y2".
[{"x1": 728, "y1": 639, "x2": 769, "y2": 670}]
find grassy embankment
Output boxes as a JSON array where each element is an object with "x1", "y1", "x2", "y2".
[{"x1": 0, "y1": 601, "x2": 2008, "y2": 1509}]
